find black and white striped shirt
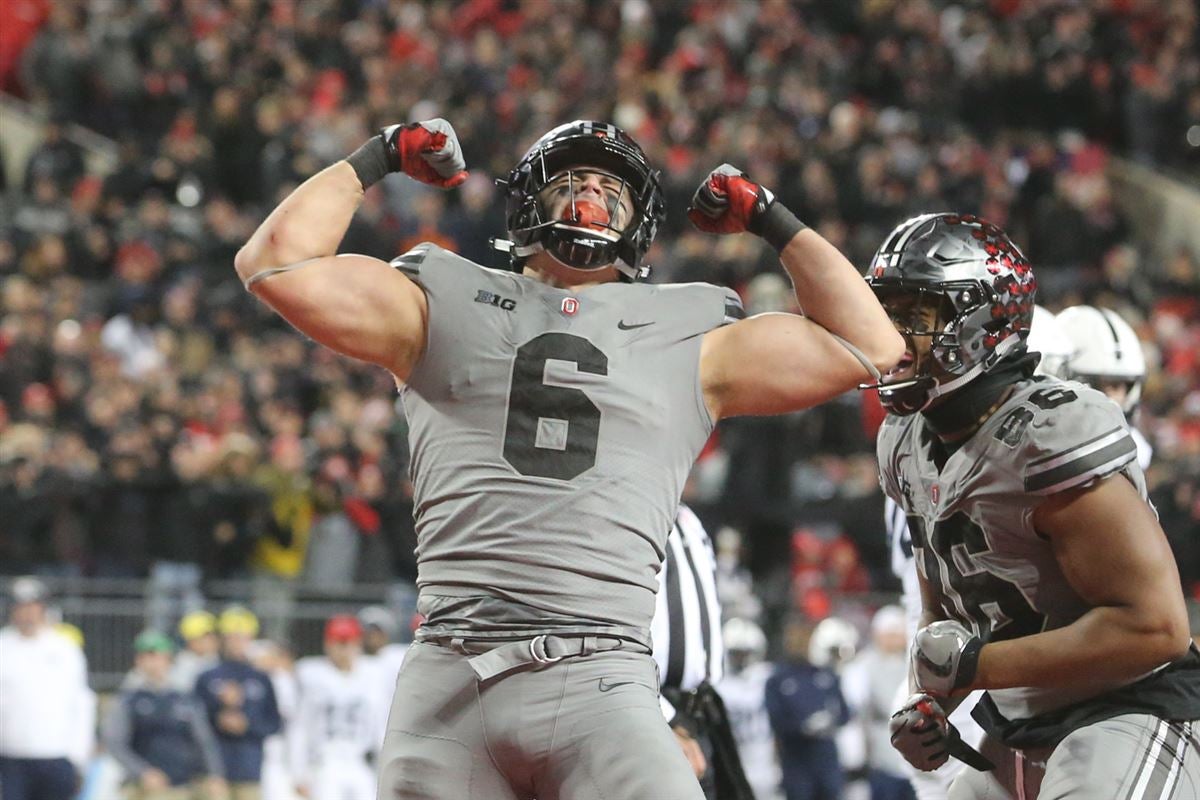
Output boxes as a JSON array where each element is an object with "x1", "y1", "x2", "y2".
[{"x1": 652, "y1": 505, "x2": 724, "y2": 697}]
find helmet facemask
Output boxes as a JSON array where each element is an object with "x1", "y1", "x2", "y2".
[
  {"x1": 874, "y1": 284, "x2": 959, "y2": 415},
  {"x1": 532, "y1": 168, "x2": 637, "y2": 271},
  {"x1": 872, "y1": 279, "x2": 1024, "y2": 415}
]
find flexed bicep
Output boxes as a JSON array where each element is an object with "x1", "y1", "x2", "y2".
[
  {"x1": 236, "y1": 122, "x2": 469, "y2": 382},
  {"x1": 699, "y1": 312, "x2": 877, "y2": 420},
  {"x1": 248, "y1": 254, "x2": 428, "y2": 381}
]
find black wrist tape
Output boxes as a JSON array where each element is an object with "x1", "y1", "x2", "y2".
[
  {"x1": 757, "y1": 202, "x2": 808, "y2": 252},
  {"x1": 346, "y1": 135, "x2": 391, "y2": 190},
  {"x1": 954, "y1": 637, "x2": 984, "y2": 691}
]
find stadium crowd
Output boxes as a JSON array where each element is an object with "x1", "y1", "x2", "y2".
[
  {"x1": 3, "y1": 0, "x2": 1197, "y2": 611},
  {"x1": 2, "y1": 2, "x2": 1200, "y2": 799}
]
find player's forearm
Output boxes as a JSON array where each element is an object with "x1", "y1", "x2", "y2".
[
  {"x1": 972, "y1": 604, "x2": 1188, "y2": 694},
  {"x1": 778, "y1": 229, "x2": 903, "y2": 373},
  {"x1": 235, "y1": 161, "x2": 364, "y2": 281}
]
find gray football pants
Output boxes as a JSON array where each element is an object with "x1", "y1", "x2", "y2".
[
  {"x1": 376, "y1": 640, "x2": 705, "y2": 799},
  {"x1": 948, "y1": 715, "x2": 1198, "y2": 799}
]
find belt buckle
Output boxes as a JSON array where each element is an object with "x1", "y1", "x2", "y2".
[{"x1": 529, "y1": 635, "x2": 565, "y2": 665}]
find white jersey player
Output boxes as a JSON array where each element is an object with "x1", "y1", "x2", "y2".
[
  {"x1": 716, "y1": 618, "x2": 782, "y2": 800},
  {"x1": 290, "y1": 616, "x2": 382, "y2": 800},
  {"x1": 1056, "y1": 305, "x2": 1152, "y2": 470},
  {"x1": 356, "y1": 606, "x2": 409, "y2": 742}
]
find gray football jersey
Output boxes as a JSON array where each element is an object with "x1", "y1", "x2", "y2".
[
  {"x1": 877, "y1": 377, "x2": 1145, "y2": 721},
  {"x1": 392, "y1": 243, "x2": 742, "y2": 646}
]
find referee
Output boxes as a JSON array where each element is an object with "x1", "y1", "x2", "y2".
[{"x1": 653, "y1": 505, "x2": 755, "y2": 800}]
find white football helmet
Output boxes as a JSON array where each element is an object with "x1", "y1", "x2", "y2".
[
  {"x1": 808, "y1": 617, "x2": 860, "y2": 669},
  {"x1": 1056, "y1": 305, "x2": 1146, "y2": 414},
  {"x1": 723, "y1": 618, "x2": 768, "y2": 663},
  {"x1": 1027, "y1": 305, "x2": 1072, "y2": 378}
]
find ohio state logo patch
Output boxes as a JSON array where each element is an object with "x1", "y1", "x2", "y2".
[{"x1": 561, "y1": 297, "x2": 579, "y2": 316}]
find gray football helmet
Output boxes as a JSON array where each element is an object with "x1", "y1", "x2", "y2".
[
  {"x1": 499, "y1": 120, "x2": 665, "y2": 280},
  {"x1": 865, "y1": 213, "x2": 1037, "y2": 415}
]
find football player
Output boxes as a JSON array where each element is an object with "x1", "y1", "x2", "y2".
[
  {"x1": 717, "y1": 619, "x2": 782, "y2": 800},
  {"x1": 290, "y1": 616, "x2": 381, "y2": 800},
  {"x1": 868, "y1": 213, "x2": 1199, "y2": 799},
  {"x1": 235, "y1": 119, "x2": 902, "y2": 798},
  {"x1": 1056, "y1": 304, "x2": 1152, "y2": 469},
  {"x1": 356, "y1": 605, "x2": 409, "y2": 743},
  {"x1": 881, "y1": 302, "x2": 1068, "y2": 799}
]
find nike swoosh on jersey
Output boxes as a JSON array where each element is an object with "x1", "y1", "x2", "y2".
[
  {"x1": 597, "y1": 677, "x2": 642, "y2": 692},
  {"x1": 617, "y1": 320, "x2": 655, "y2": 330}
]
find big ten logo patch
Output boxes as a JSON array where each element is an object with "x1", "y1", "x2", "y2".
[{"x1": 475, "y1": 289, "x2": 517, "y2": 311}]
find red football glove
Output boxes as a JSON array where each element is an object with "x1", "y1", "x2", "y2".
[
  {"x1": 381, "y1": 119, "x2": 468, "y2": 188},
  {"x1": 687, "y1": 163, "x2": 775, "y2": 234},
  {"x1": 889, "y1": 693, "x2": 951, "y2": 772}
]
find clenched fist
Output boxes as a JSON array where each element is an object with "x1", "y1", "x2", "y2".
[
  {"x1": 381, "y1": 119, "x2": 469, "y2": 188},
  {"x1": 687, "y1": 164, "x2": 775, "y2": 235},
  {"x1": 347, "y1": 119, "x2": 468, "y2": 190},
  {"x1": 889, "y1": 692, "x2": 951, "y2": 772}
]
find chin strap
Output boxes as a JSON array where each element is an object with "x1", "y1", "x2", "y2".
[{"x1": 503, "y1": 236, "x2": 647, "y2": 281}]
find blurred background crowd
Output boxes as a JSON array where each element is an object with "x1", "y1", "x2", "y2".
[
  {"x1": 3, "y1": 0, "x2": 1197, "y2": 613},
  {"x1": 1, "y1": 1, "x2": 1199, "y2": 797}
]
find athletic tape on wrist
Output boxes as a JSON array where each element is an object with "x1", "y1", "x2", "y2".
[
  {"x1": 757, "y1": 202, "x2": 808, "y2": 252},
  {"x1": 346, "y1": 135, "x2": 391, "y2": 190}
]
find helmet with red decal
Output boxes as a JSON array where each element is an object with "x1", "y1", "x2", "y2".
[
  {"x1": 499, "y1": 120, "x2": 665, "y2": 281},
  {"x1": 864, "y1": 213, "x2": 1036, "y2": 415}
]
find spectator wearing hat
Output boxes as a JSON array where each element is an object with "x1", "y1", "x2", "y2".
[
  {"x1": 104, "y1": 630, "x2": 226, "y2": 800},
  {"x1": 195, "y1": 607, "x2": 281, "y2": 800},
  {"x1": 0, "y1": 577, "x2": 95, "y2": 800},
  {"x1": 172, "y1": 611, "x2": 220, "y2": 692},
  {"x1": 290, "y1": 616, "x2": 380, "y2": 800}
]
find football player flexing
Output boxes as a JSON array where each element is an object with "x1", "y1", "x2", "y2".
[
  {"x1": 235, "y1": 119, "x2": 902, "y2": 799},
  {"x1": 869, "y1": 213, "x2": 1200, "y2": 799}
]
